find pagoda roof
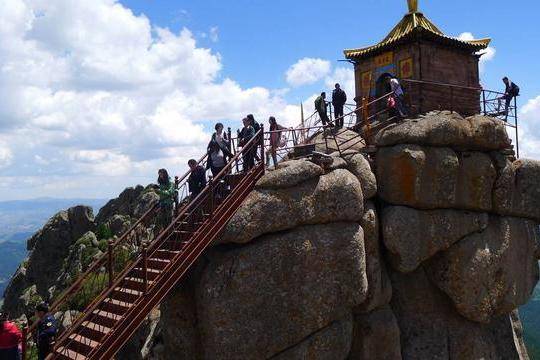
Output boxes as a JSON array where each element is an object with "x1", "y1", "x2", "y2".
[{"x1": 344, "y1": 8, "x2": 491, "y2": 60}]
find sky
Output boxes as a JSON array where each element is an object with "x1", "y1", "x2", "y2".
[{"x1": 0, "y1": 0, "x2": 539, "y2": 200}]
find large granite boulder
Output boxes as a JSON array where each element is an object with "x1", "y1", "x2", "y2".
[
  {"x1": 96, "y1": 185, "x2": 145, "y2": 224},
  {"x1": 357, "y1": 201, "x2": 392, "y2": 312},
  {"x1": 377, "y1": 145, "x2": 496, "y2": 211},
  {"x1": 390, "y1": 267, "x2": 527, "y2": 360},
  {"x1": 493, "y1": 158, "x2": 540, "y2": 222},
  {"x1": 349, "y1": 305, "x2": 402, "y2": 360},
  {"x1": 375, "y1": 111, "x2": 511, "y2": 151},
  {"x1": 197, "y1": 223, "x2": 367, "y2": 360},
  {"x1": 255, "y1": 159, "x2": 324, "y2": 190},
  {"x1": 343, "y1": 153, "x2": 377, "y2": 199},
  {"x1": 382, "y1": 206, "x2": 489, "y2": 273},
  {"x1": 220, "y1": 169, "x2": 364, "y2": 245},
  {"x1": 25, "y1": 206, "x2": 94, "y2": 296},
  {"x1": 426, "y1": 216, "x2": 540, "y2": 323},
  {"x1": 311, "y1": 129, "x2": 365, "y2": 154},
  {"x1": 272, "y1": 316, "x2": 353, "y2": 360}
]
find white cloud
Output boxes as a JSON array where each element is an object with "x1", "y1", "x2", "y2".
[
  {"x1": 209, "y1": 26, "x2": 219, "y2": 42},
  {"x1": 286, "y1": 58, "x2": 331, "y2": 87},
  {"x1": 0, "y1": 142, "x2": 13, "y2": 169},
  {"x1": 517, "y1": 95, "x2": 540, "y2": 160},
  {"x1": 0, "y1": 0, "x2": 300, "y2": 200},
  {"x1": 458, "y1": 32, "x2": 496, "y2": 72}
]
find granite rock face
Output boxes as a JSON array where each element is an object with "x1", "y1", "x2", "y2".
[
  {"x1": 377, "y1": 145, "x2": 497, "y2": 211},
  {"x1": 382, "y1": 206, "x2": 489, "y2": 272},
  {"x1": 375, "y1": 111, "x2": 511, "y2": 151},
  {"x1": 220, "y1": 168, "x2": 364, "y2": 245},
  {"x1": 426, "y1": 215, "x2": 540, "y2": 323},
  {"x1": 198, "y1": 223, "x2": 366, "y2": 360}
]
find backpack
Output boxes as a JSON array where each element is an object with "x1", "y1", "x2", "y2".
[
  {"x1": 511, "y1": 83, "x2": 520, "y2": 96},
  {"x1": 252, "y1": 121, "x2": 261, "y2": 133}
]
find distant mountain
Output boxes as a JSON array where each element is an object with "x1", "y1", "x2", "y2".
[
  {"x1": 0, "y1": 198, "x2": 107, "y2": 298},
  {"x1": 0, "y1": 241, "x2": 27, "y2": 296},
  {"x1": 0, "y1": 198, "x2": 106, "y2": 243}
]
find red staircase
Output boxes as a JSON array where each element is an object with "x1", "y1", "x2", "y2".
[{"x1": 22, "y1": 130, "x2": 265, "y2": 360}]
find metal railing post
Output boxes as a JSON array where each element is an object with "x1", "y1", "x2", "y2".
[
  {"x1": 208, "y1": 178, "x2": 214, "y2": 218},
  {"x1": 107, "y1": 239, "x2": 114, "y2": 287},
  {"x1": 260, "y1": 125, "x2": 265, "y2": 168},
  {"x1": 142, "y1": 243, "x2": 148, "y2": 294},
  {"x1": 515, "y1": 96, "x2": 520, "y2": 158},
  {"x1": 482, "y1": 90, "x2": 486, "y2": 115}
]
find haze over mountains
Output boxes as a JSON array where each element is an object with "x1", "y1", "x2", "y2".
[{"x1": 0, "y1": 198, "x2": 106, "y2": 297}]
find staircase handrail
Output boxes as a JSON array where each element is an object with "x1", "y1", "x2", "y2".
[{"x1": 50, "y1": 129, "x2": 264, "y2": 357}]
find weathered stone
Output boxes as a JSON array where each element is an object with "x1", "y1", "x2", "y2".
[
  {"x1": 382, "y1": 206, "x2": 489, "y2": 273},
  {"x1": 107, "y1": 214, "x2": 132, "y2": 236},
  {"x1": 493, "y1": 158, "x2": 540, "y2": 222},
  {"x1": 117, "y1": 309, "x2": 161, "y2": 360},
  {"x1": 197, "y1": 223, "x2": 367, "y2": 360},
  {"x1": 356, "y1": 201, "x2": 392, "y2": 312},
  {"x1": 349, "y1": 305, "x2": 402, "y2": 360},
  {"x1": 326, "y1": 156, "x2": 348, "y2": 171},
  {"x1": 426, "y1": 216, "x2": 540, "y2": 323},
  {"x1": 134, "y1": 190, "x2": 160, "y2": 218},
  {"x1": 272, "y1": 316, "x2": 353, "y2": 360},
  {"x1": 311, "y1": 129, "x2": 365, "y2": 154},
  {"x1": 377, "y1": 145, "x2": 496, "y2": 211},
  {"x1": 2, "y1": 264, "x2": 28, "y2": 317},
  {"x1": 25, "y1": 206, "x2": 94, "y2": 296},
  {"x1": 220, "y1": 169, "x2": 364, "y2": 244},
  {"x1": 345, "y1": 154, "x2": 377, "y2": 199},
  {"x1": 255, "y1": 159, "x2": 323, "y2": 190},
  {"x1": 96, "y1": 185, "x2": 145, "y2": 224},
  {"x1": 390, "y1": 267, "x2": 526, "y2": 360},
  {"x1": 375, "y1": 111, "x2": 511, "y2": 151}
]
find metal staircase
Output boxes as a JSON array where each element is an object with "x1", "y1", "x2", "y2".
[{"x1": 21, "y1": 130, "x2": 265, "y2": 360}]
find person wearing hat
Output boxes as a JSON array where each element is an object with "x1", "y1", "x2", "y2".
[
  {"x1": 0, "y1": 311, "x2": 22, "y2": 360},
  {"x1": 34, "y1": 304, "x2": 57, "y2": 360}
]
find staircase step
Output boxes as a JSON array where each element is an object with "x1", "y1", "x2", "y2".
[
  {"x1": 79, "y1": 320, "x2": 111, "y2": 342},
  {"x1": 100, "y1": 297, "x2": 132, "y2": 315},
  {"x1": 154, "y1": 249, "x2": 180, "y2": 260},
  {"x1": 147, "y1": 257, "x2": 171, "y2": 270},
  {"x1": 91, "y1": 310, "x2": 122, "y2": 328},
  {"x1": 132, "y1": 267, "x2": 161, "y2": 281},
  {"x1": 123, "y1": 277, "x2": 154, "y2": 292},
  {"x1": 112, "y1": 287, "x2": 143, "y2": 303},
  {"x1": 55, "y1": 346, "x2": 87, "y2": 360},
  {"x1": 66, "y1": 334, "x2": 99, "y2": 355}
]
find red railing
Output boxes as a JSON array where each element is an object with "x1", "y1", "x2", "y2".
[{"x1": 42, "y1": 129, "x2": 264, "y2": 359}]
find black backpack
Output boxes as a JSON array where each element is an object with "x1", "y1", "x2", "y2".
[
  {"x1": 511, "y1": 83, "x2": 520, "y2": 96},
  {"x1": 252, "y1": 121, "x2": 261, "y2": 133}
]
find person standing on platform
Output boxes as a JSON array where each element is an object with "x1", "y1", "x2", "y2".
[
  {"x1": 238, "y1": 117, "x2": 256, "y2": 172},
  {"x1": 314, "y1": 92, "x2": 330, "y2": 126},
  {"x1": 498, "y1": 77, "x2": 520, "y2": 120},
  {"x1": 332, "y1": 83, "x2": 347, "y2": 128},
  {"x1": 267, "y1": 116, "x2": 287, "y2": 169},
  {"x1": 387, "y1": 75, "x2": 407, "y2": 118}
]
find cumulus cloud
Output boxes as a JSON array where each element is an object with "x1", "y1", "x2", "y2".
[
  {"x1": 286, "y1": 58, "x2": 331, "y2": 87},
  {"x1": 458, "y1": 32, "x2": 496, "y2": 72},
  {"x1": 0, "y1": 0, "x2": 300, "y2": 200},
  {"x1": 516, "y1": 96, "x2": 540, "y2": 159}
]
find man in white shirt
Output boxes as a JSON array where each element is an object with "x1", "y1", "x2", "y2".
[{"x1": 387, "y1": 75, "x2": 407, "y2": 117}]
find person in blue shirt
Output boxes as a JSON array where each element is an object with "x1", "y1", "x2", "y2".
[{"x1": 34, "y1": 303, "x2": 57, "y2": 360}]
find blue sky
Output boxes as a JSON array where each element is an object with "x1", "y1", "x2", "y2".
[
  {"x1": 121, "y1": 0, "x2": 539, "y2": 101},
  {"x1": 0, "y1": 0, "x2": 539, "y2": 200}
]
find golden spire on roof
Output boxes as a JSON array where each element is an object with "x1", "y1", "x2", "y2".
[{"x1": 407, "y1": 0, "x2": 418, "y2": 13}]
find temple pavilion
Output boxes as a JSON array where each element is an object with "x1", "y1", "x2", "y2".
[{"x1": 344, "y1": 0, "x2": 491, "y2": 116}]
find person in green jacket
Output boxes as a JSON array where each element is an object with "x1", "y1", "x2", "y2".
[{"x1": 157, "y1": 168, "x2": 175, "y2": 230}]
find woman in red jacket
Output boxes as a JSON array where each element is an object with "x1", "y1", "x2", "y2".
[{"x1": 0, "y1": 311, "x2": 22, "y2": 360}]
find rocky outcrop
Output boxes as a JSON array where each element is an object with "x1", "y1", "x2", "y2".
[
  {"x1": 220, "y1": 168, "x2": 364, "y2": 244},
  {"x1": 3, "y1": 206, "x2": 95, "y2": 317},
  {"x1": 199, "y1": 223, "x2": 366, "y2": 359},
  {"x1": 375, "y1": 111, "x2": 511, "y2": 151},
  {"x1": 382, "y1": 206, "x2": 489, "y2": 272},
  {"x1": 95, "y1": 185, "x2": 145, "y2": 224},
  {"x1": 426, "y1": 215, "x2": 540, "y2": 323}
]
